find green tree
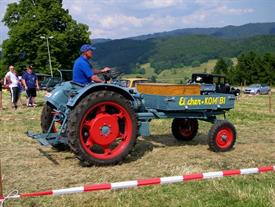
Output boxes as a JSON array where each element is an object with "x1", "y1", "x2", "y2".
[
  {"x1": 191, "y1": 60, "x2": 200, "y2": 67},
  {"x1": 261, "y1": 53, "x2": 275, "y2": 85},
  {"x1": 2, "y1": 0, "x2": 90, "y2": 75},
  {"x1": 213, "y1": 58, "x2": 228, "y2": 75},
  {"x1": 150, "y1": 75, "x2": 156, "y2": 83},
  {"x1": 232, "y1": 52, "x2": 275, "y2": 85}
]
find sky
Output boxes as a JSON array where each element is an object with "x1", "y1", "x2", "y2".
[{"x1": 0, "y1": 0, "x2": 275, "y2": 43}]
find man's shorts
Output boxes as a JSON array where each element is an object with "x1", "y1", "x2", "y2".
[{"x1": 26, "y1": 88, "x2": 37, "y2": 97}]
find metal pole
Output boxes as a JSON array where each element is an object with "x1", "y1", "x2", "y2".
[
  {"x1": 46, "y1": 37, "x2": 53, "y2": 77},
  {"x1": 269, "y1": 92, "x2": 272, "y2": 113}
]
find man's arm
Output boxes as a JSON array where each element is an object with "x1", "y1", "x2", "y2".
[
  {"x1": 21, "y1": 79, "x2": 27, "y2": 89},
  {"x1": 4, "y1": 73, "x2": 11, "y2": 87},
  {"x1": 4, "y1": 75, "x2": 9, "y2": 85},
  {"x1": 91, "y1": 75, "x2": 104, "y2": 83},
  {"x1": 91, "y1": 67, "x2": 111, "y2": 83},
  {"x1": 36, "y1": 79, "x2": 40, "y2": 89},
  {"x1": 35, "y1": 74, "x2": 39, "y2": 89},
  {"x1": 21, "y1": 73, "x2": 27, "y2": 89},
  {"x1": 93, "y1": 67, "x2": 111, "y2": 75}
]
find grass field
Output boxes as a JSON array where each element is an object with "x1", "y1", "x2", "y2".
[
  {"x1": 123, "y1": 58, "x2": 239, "y2": 84},
  {"x1": 0, "y1": 90, "x2": 274, "y2": 207},
  {"x1": 123, "y1": 60, "x2": 218, "y2": 83}
]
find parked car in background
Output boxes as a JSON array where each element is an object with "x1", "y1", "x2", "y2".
[
  {"x1": 40, "y1": 77, "x2": 62, "y2": 90},
  {"x1": 120, "y1": 77, "x2": 148, "y2": 88},
  {"x1": 243, "y1": 84, "x2": 271, "y2": 95},
  {"x1": 37, "y1": 73, "x2": 51, "y2": 83},
  {"x1": 40, "y1": 69, "x2": 72, "y2": 90},
  {"x1": 58, "y1": 69, "x2": 72, "y2": 82}
]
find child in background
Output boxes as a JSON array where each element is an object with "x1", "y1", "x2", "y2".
[{"x1": 18, "y1": 76, "x2": 25, "y2": 107}]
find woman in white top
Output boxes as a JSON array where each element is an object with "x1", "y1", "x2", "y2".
[{"x1": 4, "y1": 65, "x2": 20, "y2": 109}]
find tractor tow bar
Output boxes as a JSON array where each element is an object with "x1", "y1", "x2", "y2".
[{"x1": 26, "y1": 131, "x2": 61, "y2": 146}]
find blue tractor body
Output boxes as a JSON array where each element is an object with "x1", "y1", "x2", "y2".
[{"x1": 29, "y1": 80, "x2": 237, "y2": 166}]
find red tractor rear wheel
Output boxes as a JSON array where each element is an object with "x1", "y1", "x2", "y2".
[{"x1": 67, "y1": 91, "x2": 137, "y2": 166}]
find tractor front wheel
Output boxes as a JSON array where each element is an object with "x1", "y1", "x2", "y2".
[
  {"x1": 208, "y1": 120, "x2": 236, "y2": 152},
  {"x1": 67, "y1": 91, "x2": 137, "y2": 166},
  {"x1": 171, "y1": 118, "x2": 198, "y2": 141}
]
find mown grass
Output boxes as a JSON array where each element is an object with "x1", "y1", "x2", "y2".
[{"x1": 0, "y1": 91, "x2": 274, "y2": 207}]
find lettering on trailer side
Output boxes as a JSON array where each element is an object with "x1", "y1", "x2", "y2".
[{"x1": 178, "y1": 97, "x2": 227, "y2": 106}]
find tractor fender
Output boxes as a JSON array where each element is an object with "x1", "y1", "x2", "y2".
[
  {"x1": 44, "y1": 81, "x2": 74, "y2": 110},
  {"x1": 67, "y1": 83, "x2": 136, "y2": 108}
]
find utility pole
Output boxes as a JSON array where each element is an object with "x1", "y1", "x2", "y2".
[{"x1": 40, "y1": 35, "x2": 54, "y2": 77}]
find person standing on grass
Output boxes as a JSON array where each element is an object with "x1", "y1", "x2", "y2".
[
  {"x1": 22, "y1": 65, "x2": 39, "y2": 107},
  {"x1": 4, "y1": 65, "x2": 20, "y2": 109},
  {"x1": 17, "y1": 76, "x2": 25, "y2": 106}
]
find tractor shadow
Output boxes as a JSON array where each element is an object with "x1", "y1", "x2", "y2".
[
  {"x1": 125, "y1": 133, "x2": 208, "y2": 163},
  {"x1": 37, "y1": 148, "x2": 60, "y2": 165},
  {"x1": 144, "y1": 132, "x2": 208, "y2": 147}
]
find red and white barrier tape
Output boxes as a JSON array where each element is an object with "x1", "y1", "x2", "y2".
[{"x1": 1, "y1": 165, "x2": 274, "y2": 206}]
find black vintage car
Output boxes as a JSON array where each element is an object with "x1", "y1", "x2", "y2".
[{"x1": 190, "y1": 73, "x2": 240, "y2": 96}]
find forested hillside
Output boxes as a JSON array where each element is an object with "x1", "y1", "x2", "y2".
[
  {"x1": 129, "y1": 22, "x2": 275, "y2": 40},
  {"x1": 93, "y1": 39, "x2": 155, "y2": 71},
  {"x1": 94, "y1": 35, "x2": 275, "y2": 74}
]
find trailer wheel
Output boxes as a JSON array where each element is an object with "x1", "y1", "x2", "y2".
[
  {"x1": 172, "y1": 118, "x2": 198, "y2": 141},
  {"x1": 208, "y1": 120, "x2": 236, "y2": 152},
  {"x1": 40, "y1": 104, "x2": 68, "y2": 151},
  {"x1": 67, "y1": 90, "x2": 137, "y2": 166}
]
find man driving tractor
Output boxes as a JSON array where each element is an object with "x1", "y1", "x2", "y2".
[{"x1": 73, "y1": 44, "x2": 111, "y2": 84}]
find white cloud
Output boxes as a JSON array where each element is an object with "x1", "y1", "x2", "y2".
[
  {"x1": 62, "y1": 0, "x2": 257, "y2": 39},
  {"x1": 66, "y1": 4, "x2": 82, "y2": 15},
  {"x1": 141, "y1": 0, "x2": 184, "y2": 9},
  {"x1": 215, "y1": 5, "x2": 254, "y2": 15},
  {"x1": 0, "y1": 0, "x2": 18, "y2": 43},
  {"x1": 181, "y1": 10, "x2": 208, "y2": 25},
  {"x1": 0, "y1": 0, "x2": 267, "y2": 41},
  {"x1": 99, "y1": 14, "x2": 143, "y2": 28},
  {"x1": 194, "y1": 0, "x2": 221, "y2": 8}
]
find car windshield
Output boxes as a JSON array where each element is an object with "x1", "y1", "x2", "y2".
[
  {"x1": 132, "y1": 80, "x2": 148, "y2": 87},
  {"x1": 248, "y1": 84, "x2": 260, "y2": 88},
  {"x1": 41, "y1": 77, "x2": 51, "y2": 84},
  {"x1": 120, "y1": 80, "x2": 130, "y2": 87}
]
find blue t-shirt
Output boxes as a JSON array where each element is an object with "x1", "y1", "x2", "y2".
[
  {"x1": 73, "y1": 56, "x2": 93, "y2": 84},
  {"x1": 22, "y1": 71, "x2": 37, "y2": 88}
]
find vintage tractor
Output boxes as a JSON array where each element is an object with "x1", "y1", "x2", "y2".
[{"x1": 28, "y1": 73, "x2": 237, "y2": 166}]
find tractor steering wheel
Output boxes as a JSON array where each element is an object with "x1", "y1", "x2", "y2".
[{"x1": 102, "y1": 70, "x2": 111, "y2": 83}]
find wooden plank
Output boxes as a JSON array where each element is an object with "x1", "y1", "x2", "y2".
[{"x1": 136, "y1": 83, "x2": 200, "y2": 96}]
